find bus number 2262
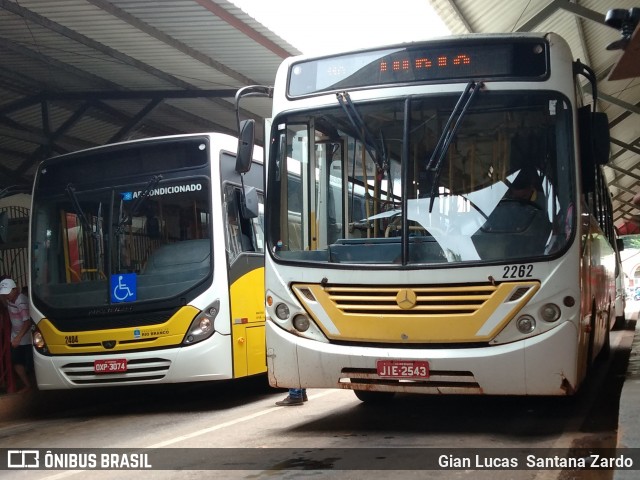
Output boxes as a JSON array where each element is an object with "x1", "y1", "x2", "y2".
[{"x1": 503, "y1": 265, "x2": 533, "y2": 279}]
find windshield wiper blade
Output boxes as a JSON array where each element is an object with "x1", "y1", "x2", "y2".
[
  {"x1": 116, "y1": 174, "x2": 162, "y2": 233},
  {"x1": 130, "y1": 174, "x2": 162, "y2": 216},
  {"x1": 426, "y1": 81, "x2": 483, "y2": 212},
  {"x1": 95, "y1": 201, "x2": 104, "y2": 277},
  {"x1": 337, "y1": 92, "x2": 387, "y2": 173},
  {"x1": 65, "y1": 184, "x2": 91, "y2": 231}
]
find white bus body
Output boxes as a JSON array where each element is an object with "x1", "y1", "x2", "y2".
[{"x1": 261, "y1": 33, "x2": 616, "y2": 400}]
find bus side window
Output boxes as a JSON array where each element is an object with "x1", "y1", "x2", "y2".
[
  {"x1": 225, "y1": 187, "x2": 255, "y2": 261},
  {"x1": 249, "y1": 192, "x2": 265, "y2": 253}
]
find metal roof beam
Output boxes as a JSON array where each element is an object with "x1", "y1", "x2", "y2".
[
  {"x1": 611, "y1": 141, "x2": 637, "y2": 162},
  {"x1": 598, "y1": 92, "x2": 640, "y2": 116},
  {"x1": 0, "y1": 102, "x2": 107, "y2": 150},
  {"x1": 0, "y1": 0, "x2": 190, "y2": 88},
  {"x1": 0, "y1": 0, "x2": 241, "y2": 118},
  {"x1": 91, "y1": 98, "x2": 235, "y2": 138},
  {"x1": 86, "y1": 0, "x2": 258, "y2": 86},
  {"x1": 0, "y1": 125, "x2": 90, "y2": 152},
  {"x1": 516, "y1": 0, "x2": 564, "y2": 32},
  {"x1": 610, "y1": 107, "x2": 638, "y2": 130},
  {"x1": 0, "y1": 147, "x2": 30, "y2": 161},
  {"x1": 612, "y1": 183, "x2": 636, "y2": 196},
  {"x1": 608, "y1": 163, "x2": 640, "y2": 182},
  {"x1": 15, "y1": 102, "x2": 93, "y2": 177},
  {"x1": 442, "y1": 0, "x2": 474, "y2": 33},
  {"x1": 193, "y1": 0, "x2": 293, "y2": 58},
  {"x1": 0, "y1": 65, "x2": 45, "y2": 93},
  {"x1": 0, "y1": 34, "x2": 122, "y2": 93},
  {"x1": 107, "y1": 98, "x2": 162, "y2": 144},
  {"x1": 574, "y1": 13, "x2": 591, "y2": 66},
  {"x1": 610, "y1": 180, "x2": 639, "y2": 211},
  {"x1": 619, "y1": 199, "x2": 640, "y2": 210},
  {"x1": 0, "y1": 37, "x2": 242, "y2": 135},
  {"x1": 0, "y1": 90, "x2": 237, "y2": 113},
  {"x1": 559, "y1": 1, "x2": 607, "y2": 26},
  {"x1": 41, "y1": 90, "x2": 237, "y2": 101},
  {"x1": 0, "y1": 165, "x2": 26, "y2": 186},
  {"x1": 516, "y1": 0, "x2": 606, "y2": 32},
  {"x1": 610, "y1": 137, "x2": 640, "y2": 157}
]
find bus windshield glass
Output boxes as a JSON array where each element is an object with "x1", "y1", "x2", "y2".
[
  {"x1": 267, "y1": 91, "x2": 574, "y2": 266},
  {"x1": 31, "y1": 168, "x2": 212, "y2": 310}
]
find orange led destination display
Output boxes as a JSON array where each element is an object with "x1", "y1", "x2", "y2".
[{"x1": 288, "y1": 39, "x2": 548, "y2": 97}]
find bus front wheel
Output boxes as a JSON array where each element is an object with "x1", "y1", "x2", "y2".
[{"x1": 353, "y1": 390, "x2": 395, "y2": 403}]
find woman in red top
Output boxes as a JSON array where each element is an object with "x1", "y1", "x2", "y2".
[{"x1": 0, "y1": 278, "x2": 33, "y2": 393}]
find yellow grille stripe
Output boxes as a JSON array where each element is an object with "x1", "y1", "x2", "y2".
[
  {"x1": 38, "y1": 306, "x2": 199, "y2": 355},
  {"x1": 292, "y1": 282, "x2": 539, "y2": 343}
]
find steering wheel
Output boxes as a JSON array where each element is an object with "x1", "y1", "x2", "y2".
[{"x1": 499, "y1": 196, "x2": 543, "y2": 211}]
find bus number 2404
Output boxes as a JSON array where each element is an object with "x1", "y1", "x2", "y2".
[{"x1": 503, "y1": 265, "x2": 533, "y2": 279}]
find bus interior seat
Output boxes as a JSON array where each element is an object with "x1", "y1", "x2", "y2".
[
  {"x1": 143, "y1": 239, "x2": 211, "y2": 275},
  {"x1": 472, "y1": 202, "x2": 551, "y2": 258}
]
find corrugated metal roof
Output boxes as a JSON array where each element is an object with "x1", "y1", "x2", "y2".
[
  {"x1": 0, "y1": 0, "x2": 300, "y2": 188},
  {"x1": 0, "y1": 0, "x2": 638, "y2": 228}
]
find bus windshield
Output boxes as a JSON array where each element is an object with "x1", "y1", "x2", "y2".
[
  {"x1": 31, "y1": 176, "x2": 212, "y2": 310},
  {"x1": 268, "y1": 91, "x2": 574, "y2": 265}
]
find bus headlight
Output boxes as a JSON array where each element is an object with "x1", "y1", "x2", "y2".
[
  {"x1": 275, "y1": 303, "x2": 290, "y2": 320},
  {"x1": 32, "y1": 328, "x2": 49, "y2": 354},
  {"x1": 184, "y1": 300, "x2": 219, "y2": 345},
  {"x1": 292, "y1": 314, "x2": 310, "y2": 332},
  {"x1": 540, "y1": 303, "x2": 561, "y2": 322},
  {"x1": 516, "y1": 315, "x2": 536, "y2": 334}
]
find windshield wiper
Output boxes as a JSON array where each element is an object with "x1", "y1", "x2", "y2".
[
  {"x1": 426, "y1": 81, "x2": 483, "y2": 212},
  {"x1": 116, "y1": 175, "x2": 162, "y2": 233},
  {"x1": 115, "y1": 175, "x2": 162, "y2": 272},
  {"x1": 95, "y1": 201, "x2": 104, "y2": 278},
  {"x1": 66, "y1": 184, "x2": 105, "y2": 279},
  {"x1": 337, "y1": 92, "x2": 387, "y2": 174},
  {"x1": 65, "y1": 184, "x2": 91, "y2": 231}
]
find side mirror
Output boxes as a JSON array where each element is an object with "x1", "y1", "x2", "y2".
[
  {"x1": 579, "y1": 107, "x2": 610, "y2": 166},
  {"x1": 235, "y1": 119, "x2": 255, "y2": 174},
  {"x1": 241, "y1": 186, "x2": 259, "y2": 219},
  {"x1": 592, "y1": 112, "x2": 610, "y2": 166},
  {"x1": 617, "y1": 238, "x2": 625, "y2": 252},
  {"x1": 579, "y1": 107, "x2": 610, "y2": 193}
]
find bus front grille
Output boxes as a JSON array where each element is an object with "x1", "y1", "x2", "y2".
[
  {"x1": 339, "y1": 367, "x2": 482, "y2": 394},
  {"x1": 60, "y1": 357, "x2": 171, "y2": 385},
  {"x1": 291, "y1": 281, "x2": 539, "y2": 343},
  {"x1": 324, "y1": 284, "x2": 497, "y2": 315}
]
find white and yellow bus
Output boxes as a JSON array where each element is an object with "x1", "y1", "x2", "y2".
[
  {"x1": 239, "y1": 33, "x2": 618, "y2": 401},
  {"x1": 29, "y1": 132, "x2": 266, "y2": 389}
]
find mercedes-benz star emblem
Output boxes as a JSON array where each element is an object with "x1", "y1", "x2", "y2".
[{"x1": 396, "y1": 289, "x2": 417, "y2": 309}]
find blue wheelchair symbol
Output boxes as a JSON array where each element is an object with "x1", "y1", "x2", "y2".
[{"x1": 111, "y1": 273, "x2": 137, "y2": 303}]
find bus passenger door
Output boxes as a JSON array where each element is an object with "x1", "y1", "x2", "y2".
[{"x1": 224, "y1": 185, "x2": 267, "y2": 378}]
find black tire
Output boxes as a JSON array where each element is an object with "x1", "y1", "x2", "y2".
[
  {"x1": 353, "y1": 390, "x2": 395, "y2": 403},
  {"x1": 614, "y1": 310, "x2": 626, "y2": 330},
  {"x1": 586, "y1": 304, "x2": 596, "y2": 374},
  {"x1": 599, "y1": 321, "x2": 611, "y2": 361}
]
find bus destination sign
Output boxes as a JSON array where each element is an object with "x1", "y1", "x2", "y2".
[{"x1": 288, "y1": 39, "x2": 548, "y2": 97}]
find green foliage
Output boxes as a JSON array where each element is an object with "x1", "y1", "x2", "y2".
[{"x1": 622, "y1": 235, "x2": 640, "y2": 249}]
